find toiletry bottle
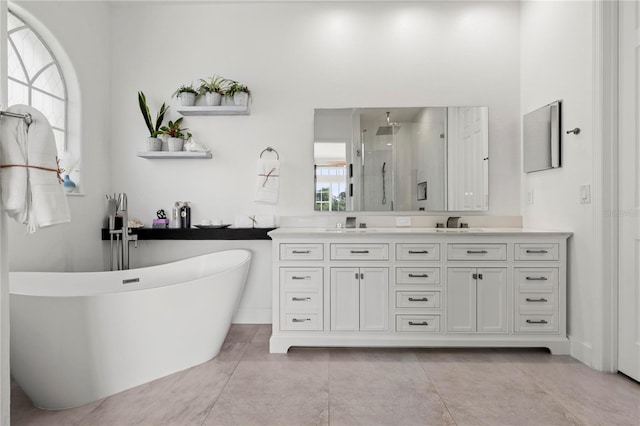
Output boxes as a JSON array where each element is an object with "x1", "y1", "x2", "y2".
[
  {"x1": 180, "y1": 202, "x2": 191, "y2": 229},
  {"x1": 170, "y1": 202, "x2": 180, "y2": 229}
]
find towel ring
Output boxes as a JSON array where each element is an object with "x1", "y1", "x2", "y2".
[{"x1": 260, "y1": 147, "x2": 280, "y2": 160}]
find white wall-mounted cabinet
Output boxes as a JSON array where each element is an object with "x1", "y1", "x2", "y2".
[{"x1": 268, "y1": 228, "x2": 570, "y2": 354}]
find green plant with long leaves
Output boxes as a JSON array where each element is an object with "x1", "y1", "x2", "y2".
[
  {"x1": 225, "y1": 80, "x2": 251, "y2": 97},
  {"x1": 159, "y1": 117, "x2": 191, "y2": 139},
  {"x1": 198, "y1": 75, "x2": 229, "y2": 95},
  {"x1": 138, "y1": 91, "x2": 169, "y2": 137},
  {"x1": 171, "y1": 84, "x2": 198, "y2": 98}
]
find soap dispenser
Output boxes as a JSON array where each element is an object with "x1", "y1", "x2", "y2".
[
  {"x1": 180, "y1": 202, "x2": 191, "y2": 229},
  {"x1": 170, "y1": 202, "x2": 181, "y2": 229}
]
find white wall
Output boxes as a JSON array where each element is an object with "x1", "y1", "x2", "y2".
[
  {"x1": 8, "y1": 1, "x2": 111, "y2": 273},
  {"x1": 520, "y1": 1, "x2": 597, "y2": 366},
  {"x1": 7, "y1": 1, "x2": 522, "y2": 324}
]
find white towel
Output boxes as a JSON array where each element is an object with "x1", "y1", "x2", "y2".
[
  {"x1": 254, "y1": 158, "x2": 280, "y2": 204},
  {"x1": 0, "y1": 105, "x2": 70, "y2": 233}
]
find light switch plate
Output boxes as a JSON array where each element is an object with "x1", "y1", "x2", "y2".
[
  {"x1": 396, "y1": 217, "x2": 412, "y2": 227},
  {"x1": 580, "y1": 184, "x2": 591, "y2": 204}
]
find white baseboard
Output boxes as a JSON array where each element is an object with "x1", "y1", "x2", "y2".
[
  {"x1": 233, "y1": 307, "x2": 272, "y2": 324},
  {"x1": 570, "y1": 335, "x2": 593, "y2": 367}
]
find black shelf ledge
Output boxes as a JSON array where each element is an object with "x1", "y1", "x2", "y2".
[{"x1": 101, "y1": 227, "x2": 275, "y2": 241}]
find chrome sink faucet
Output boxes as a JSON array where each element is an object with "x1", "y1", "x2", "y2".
[{"x1": 446, "y1": 216, "x2": 461, "y2": 228}]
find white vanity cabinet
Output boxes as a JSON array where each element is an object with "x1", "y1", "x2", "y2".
[
  {"x1": 269, "y1": 228, "x2": 571, "y2": 355},
  {"x1": 447, "y1": 268, "x2": 508, "y2": 333},
  {"x1": 330, "y1": 267, "x2": 388, "y2": 331}
]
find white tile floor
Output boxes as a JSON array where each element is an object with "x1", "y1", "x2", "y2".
[{"x1": 11, "y1": 324, "x2": 640, "y2": 425}]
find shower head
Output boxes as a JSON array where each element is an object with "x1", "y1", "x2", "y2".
[{"x1": 376, "y1": 112, "x2": 401, "y2": 136}]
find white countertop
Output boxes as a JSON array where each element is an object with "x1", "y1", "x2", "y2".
[{"x1": 268, "y1": 227, "x2": 573, "y2": 238}]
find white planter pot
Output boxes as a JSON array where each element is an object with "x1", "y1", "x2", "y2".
[
  {"x1": 179, "y1": 92, "x2": 197, "y2": 106},
  {"x1": 233, "y1": 92, "x2": 249, "y2": 106},
  {"x1": 146, "y1": 137, "x2": 162, "y2": 151},
  {"x1": 167, "y1": 137, "x2": 184, "y2": 152},
  {"x1": 221, "y1": 96, "x2": 234, "y2": 106},
  {"x1": 205, "y1": 92, "x2": 222, "y2": 106}
]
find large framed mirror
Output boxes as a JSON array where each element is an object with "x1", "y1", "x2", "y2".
[{"x1": 314, "y1": 107, "x2": 489, "y2": 212}]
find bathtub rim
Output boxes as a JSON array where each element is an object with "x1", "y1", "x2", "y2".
[{"x1": 9, "y1": 248, "x2": 252, "y2": 297}]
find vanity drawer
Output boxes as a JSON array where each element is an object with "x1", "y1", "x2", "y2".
[
  {"x1": 396, "y1": 243, "x2": 440, "y2": 261},
  {"x1": 280, "y1": 244, "x2": 323, "y2": 261},
  {"x1": 447, "y1": 244, "x2": 507, "y2": 261},
  {"x1": 514, "y1": 268, "x2": 558, "y2": 291},
  {"x1": 283, "y1": 291, "x2": 322, "y2": 313},
  {"x1": 515, "y1": 243, "x2": 559, "y2": 261},
  {"x1": 330, "y1": 243, "x2": 389, "y2": 261},
  {"x1": 396, "y1": 267, "x2": 440, "y2": 285},
  {"x1": 280, "y1": 267, "x2": 323, "y2": 290},
  {"x1": 516, "y1": 292, "x2": 557, "y2": 311},
  {"x1": 281, "y1": 314, "x2": 322, "y2": 331},
  {"x1": 396, "y1": 291, "x2": 440, "y2": 308},
  {"x1": 396, "y1": 315, "x2": 441, "y2": 332},
  {"x1": 515, "y1": 313, "x2": 558, "y2": 333}
]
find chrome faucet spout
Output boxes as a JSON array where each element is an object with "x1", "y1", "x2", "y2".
[{"x1": 446, "y1": 216, "x2": 461, "y2": 228}]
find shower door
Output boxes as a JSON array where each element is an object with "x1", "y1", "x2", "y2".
[{"x1": 361, "y1": 120, "x2": 395, "y2": 211}]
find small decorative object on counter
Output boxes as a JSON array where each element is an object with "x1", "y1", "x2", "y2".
[
  {"x1": 170, "y1": 202, "x2": 180, "y2": 229},
  {"x1": 180, "y1": 202, "x2": 191, "y2": 228},
  {"x1": 152, "y1": 209, "x2": 169, "y2": 229}
]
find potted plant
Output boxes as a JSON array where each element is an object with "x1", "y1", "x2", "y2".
[
  {"x1": 172, "y1": 83, "x2": 199, "y2": 106},
  {"x1": 159, "y1": 117, "x2": 191, "y2": 151},
  {"x1": 225, "y1": 80, "x2": 251, "y2": 106},
  {"x1": 138, "y1": 91, "x2": 169, "y2": 151},
  {"x1": 198, "y1": 75, "x2": 228, "y2": 106}
]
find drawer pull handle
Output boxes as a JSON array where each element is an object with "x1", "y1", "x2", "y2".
[
  {"x1": 526, "y1": 250, "x2": 549, "y2": 254},
  {"x1": 292, "y1": 318, "x2": 311, "y2": 323},
  {"x1": 408, "y1": 297, "x2": 429, "y2": 302},
  {"x1": 408, "y1": 250, "x2": 429, "y2": 254},
  {"x1": 526, "y1": 319, "x2": 548, "y2": 324},
  {"x1": 350, "y1": 250, "x2": 370, "y2": 254},
  {"x1": 292, "y1": 250, "x2": 311, "y2": 254},
  {"x1": 408, "y1": 273, "x2": 429, "y2": 278},
  {"x1": 291, "y1": 276, "x2": 311, "y2": 280},
  {"x1": 526, "y1": 298, "x2": 548, "y2": 303},
  {"x1": 408, "y1": 321, "x2": 430, "y2": 326},
  {"x1": 292, "y1": 297, "x2": 312, "y2": 301},
  {"x1": 466, "y1": 250, "x2": 488, "y2": 254},
  {"x1": 525, "y1": 276, "x2": 548, "y2": 281}
]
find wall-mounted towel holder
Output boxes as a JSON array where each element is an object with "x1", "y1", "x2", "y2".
[
  {"x1": 260, "y1": 146, "x2": 280, "y2": 160},
  {"x1": 0, "y1": 110, "x2": 33, "y2": 126}
]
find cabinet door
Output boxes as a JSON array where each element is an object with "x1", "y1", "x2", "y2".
[
  {"x1": 330, "y1": 268, "x2": 360, "y2": 331},
  {"x1": 447, "y1": 268, "x2": 477, "y2": 332},
  {"x1": 477, "y1": 268, "x2": 508, "y2": 333},
  {"x1": 359, "y1": 268, "x2": 388, "y2": 331}
]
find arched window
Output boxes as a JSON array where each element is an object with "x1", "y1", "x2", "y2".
[{"x1": 6, "y1": 10, "x2": 67, "y2": 158}]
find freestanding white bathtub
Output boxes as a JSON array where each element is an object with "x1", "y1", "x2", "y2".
[{"x1": 10, "y1": 249, "x2": 251, "y2": 410}]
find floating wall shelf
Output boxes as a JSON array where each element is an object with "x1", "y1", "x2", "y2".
[
  {"x1": 177, "y1": 105, "x2": 250, "y2": 116},
  {"x1": 136, "y1": 151, "x2": 212, "y2": 159}
]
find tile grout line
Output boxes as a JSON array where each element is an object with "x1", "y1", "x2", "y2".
[
  {"x1": 508, "y1": 360, "x2": 587, "y2": 425},
  {"x1": 198, "y1": 341, "x2": 252, "y2": 426},
  {"x1": 415, "y1": 352, "x2": 459, "y2": 426}
]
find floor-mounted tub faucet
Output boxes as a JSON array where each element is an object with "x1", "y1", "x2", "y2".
[{"x1": 108, "y1": 193, "x2": 138, "y2": 270}]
